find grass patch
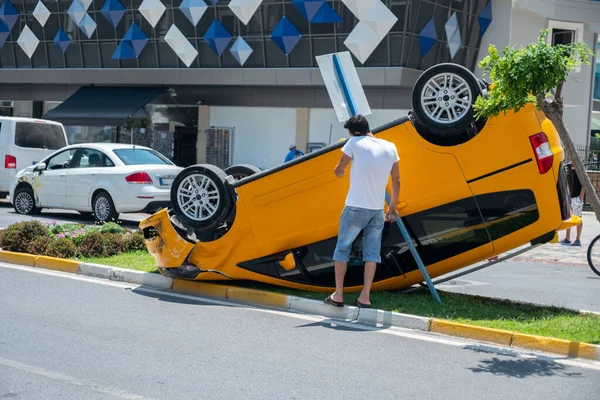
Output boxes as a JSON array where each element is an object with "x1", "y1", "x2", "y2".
[
  {"x1": 79, "y1": 251, "x2": 600, "y2": 344},
  {"x1": 78, "y1": 251, "x2": 158, "y2": 273}
]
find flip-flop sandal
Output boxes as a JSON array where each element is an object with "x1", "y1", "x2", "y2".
[
  {"x1": 324, "y1": 295, "x2": 344, "y2": 308},
  {"x1": 354, "y1": 300, "x2": 372, "y2": 309}
]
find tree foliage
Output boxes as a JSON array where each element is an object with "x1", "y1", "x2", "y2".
[{"x1": 473, "y1": 29, "x2": 592, "y2": 119}]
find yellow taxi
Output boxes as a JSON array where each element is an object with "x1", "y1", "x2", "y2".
[{"x1": 140, "y1": 63, "x2": 576, "y2": 293}]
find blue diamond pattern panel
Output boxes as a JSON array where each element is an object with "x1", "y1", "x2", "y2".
[
  {"x1": 270, "y1": 17, "x2": 302, "y2": 55},
  {"x1": 418, "y1": 17, "x2": 437, "y2": 57},
  {"x1": 180, "y1": 0, "x2": 208, "y2": 26},
  {"x1": 478, "y1": 1, "x2": 492, "y2": 37},
  {"x1": 207, "y1": 0, "x2": 219, "y2": 4},
  {"x1": 68, "y1": 1, "x2": 87, "y2": 25},
  {"x1": 54, "y1": 28, "x2": 71, "y2": 53},
  {"x1": 113, "y1": 22, "x2": 148, "y2": 59},
  {"x1": 204, "y1": 19, "x2": 232, "y2": 56},
  {"x1": 0, "y1": 0, "x2": 19, "y2": 34},
  {"x1": 230, "y1": 36, "x2": 253, "y2": 66},
  {"x1": 101, "y1": 0, "x2": 126, "y2": 28},
  {"x1": 78, "y1": 13, "x2": 97, "y2": 38},
  {"x1": 292, "y1": 0, "x2": 342, "y2": 24}
]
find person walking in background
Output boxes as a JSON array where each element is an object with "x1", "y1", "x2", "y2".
[
  {"x1": 560, "y1": 162, "x2": 585, "y2": 246},
  {"x1": 284, "y1": 144, "x2": 304, "y2": 162},
  {"x1": 324, "y1": 115, "x2": 400, "y2": 309}
]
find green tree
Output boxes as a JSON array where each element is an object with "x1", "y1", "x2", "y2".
[{"x1": 473, "y1": 29, "x2": 598, "y2": 222}]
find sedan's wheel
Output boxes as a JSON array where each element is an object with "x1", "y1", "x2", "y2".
[
  {"x1": 13, "y1": 186, "x2": 41, "y2": 215},
  {"x1": 93, "y1": 191, "x2": 118, "y2": 222},
  {"x1": 412, "y1": 63, "x2": 484, "y2": 134},
  {"x1": 170, "y1": 164, "x2": 233, "y2": 229},
  {"x1": 224, "y1": 164, "x2": 261, "y2": 181}
]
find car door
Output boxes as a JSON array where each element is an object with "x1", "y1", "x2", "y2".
[
  {"x1": 65, "y1": 148, "x2": 112, "y2": 209},
  {"x1": 34, "y1": 148, "x2": 77, "y2": 207}
]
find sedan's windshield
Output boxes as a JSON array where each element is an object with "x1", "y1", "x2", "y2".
[{"x1": 113, "y1": 149, "x2": 173, "y2": 165}]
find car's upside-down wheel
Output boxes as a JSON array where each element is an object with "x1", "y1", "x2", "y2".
[
  {"x1": 224, "y1": 164, "x2": 261, "y2": 181},
  {"x1": 412, "y1": 63, "x2": 485, "y2": 135},
  {"x1": 171, "y1": 164, "x2": 234, "y2": 229}
]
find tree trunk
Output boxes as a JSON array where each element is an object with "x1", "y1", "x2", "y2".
[{"x1": 542, "y1": 105, "x2": 600, "y2": 224}]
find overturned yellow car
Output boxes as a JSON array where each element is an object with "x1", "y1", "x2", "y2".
[{"x1": 140, "y1": 63, "x2": 574, "y2": 293}]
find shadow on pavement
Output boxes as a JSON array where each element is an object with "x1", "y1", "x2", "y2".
[
  {"x1": 464, "y1": 345, "x2": 583, "y2": 379},
  {"x1": 295, "y1": 320, "x2": 388, "y2": 332},
  {"x1": 132, "y1": 286, "x2": 234, "y2": 308}
]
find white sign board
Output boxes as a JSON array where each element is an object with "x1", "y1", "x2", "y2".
[{"x1": 316, "y1": 51, "x2": 372, "y2": 123}]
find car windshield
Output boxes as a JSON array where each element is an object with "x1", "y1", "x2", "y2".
[
  {"x1": 15, "y1": 122, "x2": 67, "y2": 150},
  {"x1": 112, "y1": 148, "x2": 172, "y2": 165}
]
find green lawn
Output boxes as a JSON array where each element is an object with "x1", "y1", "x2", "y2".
[{"x1": 79, "y1": 251, "x2": 600, "y2": 344}]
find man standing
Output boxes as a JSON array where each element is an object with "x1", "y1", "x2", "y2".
[
  {"x1": 561, "y1": 163, "x2": 585, "y2": 246},
  {"x1": 284, "y1": 144, "x2": 304, "y2": 162},
  {"x1": 324, "y1": 115, "x2": 400, "y2": 309}
]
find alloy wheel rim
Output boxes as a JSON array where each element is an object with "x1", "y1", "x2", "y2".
[
  {"x1": 15, "y1": 192, "x2": 33, "y2": 214},
  {"x1": 95, "y1": 197, "x2": 111, "y2": 221},
  {"x1": 177, "y1": 174, "x2": 220, "y2": 222},
  {"x1": 420, "y1": 72, "x2": 473, "y2": 124}
]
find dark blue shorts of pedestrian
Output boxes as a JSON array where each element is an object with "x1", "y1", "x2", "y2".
[{"x1": 333, "y1": 206, "x2": 385, "y2": 263}]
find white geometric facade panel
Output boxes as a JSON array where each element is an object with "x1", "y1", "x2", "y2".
[
  {"x1": 341, "y1": 0, "x2": 397, "y2": 64},
  {"x1": 229, "y1": 0, "x2": 263, "y2": 25},
  {"x1": 139, "y1": 0, "x2": 166, "y2": 28},
  {"x1": 164, "y1": 25, "x2": 198, "y2": 67},
  {"x1": 179, "y1": 0, "x2": 208, "y2": 26},
  {"x1": 444, "y1": 12, "x2": 462, "y2": 59},
  {"x1": 68, "y1": 0, "x2": 87, "y2": 25},
  {"x1": 230, "y1": 36, "x2": 253, "y2": 66},
  {"x1": 76, "y1": 0, "x2": 94, "y2": 10},
  {"x1": 33, "y1": 1, "x2": 51, "y2": 27},
  {"x1": 17, "y1": 26, "x2": 40, "y2": 59}
]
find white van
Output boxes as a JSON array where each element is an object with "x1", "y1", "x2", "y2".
[{"x1": 0, "y1": 117, "x2": 68, "y2": 198}]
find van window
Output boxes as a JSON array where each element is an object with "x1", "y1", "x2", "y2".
[{"x1": 15, "y1": 122, "x2": 67, "y2": 150}]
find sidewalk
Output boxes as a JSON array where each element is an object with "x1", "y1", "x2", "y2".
[{"x1": 513, "y1": 212, "x2": 600, "y2": 266}]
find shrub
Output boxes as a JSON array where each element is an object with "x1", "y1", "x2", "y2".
[
  {"x1": 2, "y1": 221, "x2": 49, "y2": 252},
  {"x1": 28, "y1": 236, "x2": 54, "y2": 256},
  {"x1": 0, "y1": 229, "x2": 5, "y2": 248},
  {"x1": 102, "y1": 233, "x2": 125, "y2": 257},
  {"x1": 79, "y1": 231, "x2": 105, "y2": 257},
  {"x1": 51, "y1": 238, "x2": 78, "y2": 259},
  {"x1": 123, "y1": 231, "x2": 147, "y2": 252},
  {"x1": 101, "y1": 222, "x2": 124, "y2": 235}
]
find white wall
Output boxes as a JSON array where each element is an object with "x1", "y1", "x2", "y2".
[
  {"x1": 308, "y1": 108, "x2": 410, "y2": 145},
  {"x1": 209, "y1": 106, "x2": 297, "y2": 169},
  {"x1": 12, "y1": 101, "x2": 33, "y2": 118}
]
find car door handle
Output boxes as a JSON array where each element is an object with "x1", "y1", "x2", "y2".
[
  {"x1": 60, "y1": 173, "x2": 66, "y2": 177},
  {"x1": 91, "y1": 173, "x2": 97, "y2": 176}
]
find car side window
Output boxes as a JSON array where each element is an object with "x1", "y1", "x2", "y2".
[
  {"x1": 46, "y1": 149, "x2": 77, "y2": 170},
  {"x1": 73, "y1": 149, "x2": 108, "y2": 168}
]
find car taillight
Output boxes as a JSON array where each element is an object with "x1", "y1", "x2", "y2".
[
  {"x1": 5, "y1": 155, "x2": 16, "y2": 169},
  {"x1": 529, "y1": 132, "x2": 553, "y2": 174},
  {"x1": 125, "y1": 172, "x2": 153, "y2": 184}
]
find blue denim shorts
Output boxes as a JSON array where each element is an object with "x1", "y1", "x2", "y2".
[{"x1": 333, "y1": 206, "x2": 385, "y2": 263}]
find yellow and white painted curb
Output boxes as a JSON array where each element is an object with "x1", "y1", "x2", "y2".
[{"x1": 1, "y1": 250, "x2": 598, "y2": 362}]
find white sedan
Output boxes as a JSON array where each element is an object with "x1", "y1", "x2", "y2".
[{"x1": 9, "y1": 143, "x2": 183, "y2": 222}]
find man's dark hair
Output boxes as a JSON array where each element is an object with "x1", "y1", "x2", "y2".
[{"x1": 344, "y1": 115, "x2": 370, "y2": 136}]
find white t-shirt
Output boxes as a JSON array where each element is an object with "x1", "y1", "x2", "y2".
[{"x1": 341, "y1": 135, "x2": 400, "y2": 210}]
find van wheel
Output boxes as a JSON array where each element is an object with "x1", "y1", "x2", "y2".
[
  {"x1": 171, "y1": 164, "x2": 233, "y2": 229},
  {"x1": 93, "y1": 191, "x2": 119, "y2": 222},
  {"x1": 412, "y1": 63, "x2": 484, "y2": 134},
  {"x1": 13, "y1": 186, "x2": 41, "y2": 215},
  {"x1": 224, "y1": 164, "x2": 261, "y2": 180}
]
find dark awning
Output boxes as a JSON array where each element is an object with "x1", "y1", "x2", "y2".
[{"x1": 42, "y1": 86, "x2": 166, "y2": 126}]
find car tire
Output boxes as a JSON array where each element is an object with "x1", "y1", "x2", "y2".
[
  {"x1": 92, "y1": 191, "x2": 119, "y2": 223},
  {"x1": 171, "y1": 164, "x2": 234, "y2": 229},
  {"x1": 224, "y1": 164, "x2": 262, "y2": 181},
  {"x1": 412, "y1": 63, "x2": 485, "y2": 135},
  {"x1": 13, "y1": 186, "x2": 41, "y2": 215}
]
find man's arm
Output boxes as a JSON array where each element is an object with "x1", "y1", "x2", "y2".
[
  {"x1": 334, "y1": 153, "x2": 352, "y2": 178},
  {"x1": 386, "y1": 161, "x2": 400, "y2": 222}
]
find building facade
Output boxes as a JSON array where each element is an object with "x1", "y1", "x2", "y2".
[{"x1": 0, "y1": 0, "x2": 598, "y2": 169}]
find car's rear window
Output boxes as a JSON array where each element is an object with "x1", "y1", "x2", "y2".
[
  {"x1": 113, "y1": 148, "x2": 172, "y2": 165},
  {"x1": 15, "y1": 122, "x2": 67, "y2": 150}
]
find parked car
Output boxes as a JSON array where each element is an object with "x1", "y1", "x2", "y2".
[
  {"x1": 10, "y1": 143, "x2": 183, "y2": 222},
  {"x1": 0, "y1": 117, "x2": 68, "y2": 199},
  {"x1": 139, "y1": 63, "x2": 577, "y2": 292}
]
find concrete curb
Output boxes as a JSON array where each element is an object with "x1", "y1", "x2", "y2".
[{"x1": 1, "y1": 250, "x2": 598, "y2": 362}]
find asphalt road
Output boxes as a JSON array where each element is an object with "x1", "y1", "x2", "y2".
[
  {"x1": 1, "y1": 264, "x2": 599, "y2": 400},
  {"x1": 436, "y1": 261, "x2": 600, "y2": 313},
  {"x1": 0, "y1": 199, "x2": 145, "y2": 229}
]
